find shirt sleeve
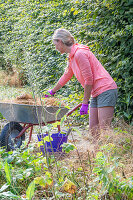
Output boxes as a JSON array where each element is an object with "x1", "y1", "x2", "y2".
[
  {"x1": 75, "y1": 50, "x2": 93, "y2": 85},
  {"x1": 58, "y1": 65, "x2": 74, "y2": 86}
]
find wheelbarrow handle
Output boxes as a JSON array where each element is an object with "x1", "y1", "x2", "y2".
[{"x1": 67, "y1": 103, "x2": 82, "y2": 116}]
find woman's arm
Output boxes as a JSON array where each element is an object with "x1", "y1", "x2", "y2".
[
  {"x1": 83, "y1": 84, "x2": 92, "y2": 104},
  {"x1": 80, "y1": 84, "x2": 92, "y2": 115},
  {"x1": 58, "y1": 65, "x2": 74, "y2": 87},
  {"x1": 52, "y1": 83, "x2": 63, "y2": 93},
  {"x1": 52, "y1": 65, "x2": 74, "y2": 93}
]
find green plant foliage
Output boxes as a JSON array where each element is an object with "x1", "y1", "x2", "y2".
[
  {"x1": 0, "y1": 112, "x2": 3, "y2": 120},
  {"x1": 92, "y1": 146, "x2": 133, "y2": 199},
  {"x1": 61, "y1": 142, "x2": 76, "y2": 153},
  {"x1": 26, "y1": 180, "x2": 35, "y2": 200},
  {"x1": 0, "y1": 123, "x2": 133, "y2": 199},
  {"x1": 83, "y1": 0, "x2": 133, "y2": 123},
  {"x1": 4, "y1": 161, "x2": 11, "y2": 185},
  {"x1": 0, "y1": 0, "x2": 132, "y2": 123}
]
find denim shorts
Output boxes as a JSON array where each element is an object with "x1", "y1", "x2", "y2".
[{"x1": 90, "y1": 89, "x2": 118, "y2": 108}]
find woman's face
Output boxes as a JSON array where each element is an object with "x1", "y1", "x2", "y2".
[{"x1": 53, "y1": 39, "x2": 66, "y2": 54}]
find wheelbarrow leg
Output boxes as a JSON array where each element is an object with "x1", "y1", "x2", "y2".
[
  {"x1": 26, "y1": 125, "x2": 33, "y2": 147},
  {"x1": 15, "y1": 124, "x2": 33, "y2": 148},
  {"x1": 15, "y1": 124, "x2": 32, "y2": 139},
  {"x1": 57, "y1": 125, "x2": 61, "y2": 132}
]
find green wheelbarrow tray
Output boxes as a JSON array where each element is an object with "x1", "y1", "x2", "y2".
[{"x1": 0, "y1": 102, "x2": 69, "y2": 124}]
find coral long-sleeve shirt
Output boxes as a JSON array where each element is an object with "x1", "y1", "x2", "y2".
[{"x1": 58, "y1": 43, "x2": 117, "y2": 97}]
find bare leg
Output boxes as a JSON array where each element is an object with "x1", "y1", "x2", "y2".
[
  {"x1": 89, "y1": 107, "x2": 99, "y2": 141},
  {"x1": 98, "y1": 106, "x2": 114, "y2": 130},
  {"x1": 89, "y1": 106, "x2": 114, "y2": 141}
]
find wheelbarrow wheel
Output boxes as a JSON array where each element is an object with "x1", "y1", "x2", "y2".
[{"x1": 0, "y1": 121, "x2": 25, "y2": 151}]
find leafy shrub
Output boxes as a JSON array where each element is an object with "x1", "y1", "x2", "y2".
[
  {"x1": 82, "y1": 0, "x2": 133, "y2": 123},
  {"x1": 0, "y1": 0, "x2": 132, "y2": 122},
  {"x1": 0, "y1": 112, "x2": 3, "y2": 120}
]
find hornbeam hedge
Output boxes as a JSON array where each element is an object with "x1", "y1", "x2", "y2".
[{"x1": 0, "y1": 0, "x2": 132, "y2": 123}]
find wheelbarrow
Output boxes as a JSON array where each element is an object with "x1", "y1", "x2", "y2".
[{"x1": 0, "y1": 102, "x2": 82, "y2": 151}]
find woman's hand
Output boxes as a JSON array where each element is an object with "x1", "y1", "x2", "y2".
[
  {"x1": 80, "y1": 103, "x2": 89, "y2": 115},
  {"x1": 44, "y1": 89, "x2": 55, "y2": 98},
  {"x1": 44, "y1": 83, "x2": 62, "y2": 97},
  {"x1": 80, "y1": 84, "x2": 91, "y2": 115}
]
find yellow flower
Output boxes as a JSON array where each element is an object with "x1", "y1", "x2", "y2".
[
  {"x1": 71, "y1": 7, "x2": 75, "y2": 12},
  {"x1": 63, "y1": 10, "x2": 67, "y2": 16},
  {"x1": 73, "y1": 10, "x2": 78, "y2": 15}
]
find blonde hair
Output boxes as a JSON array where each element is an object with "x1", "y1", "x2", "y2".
[{"x1": 53, "y1": 28, "x2": 75, "y2": 46}]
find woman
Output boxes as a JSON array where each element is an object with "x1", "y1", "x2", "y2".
[{"x1": 45, "y1": 28, "x2": 118, "y2": 140}]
